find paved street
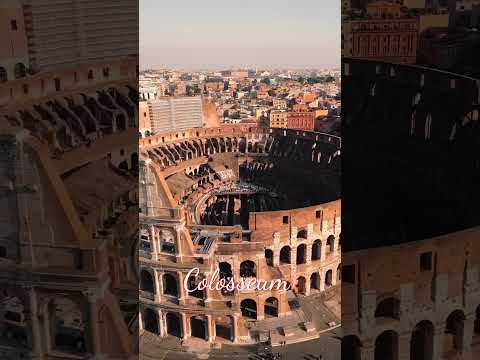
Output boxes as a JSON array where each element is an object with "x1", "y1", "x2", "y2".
[{"x1": 140, "y1": 330, "x2": 341, "y2": 360}]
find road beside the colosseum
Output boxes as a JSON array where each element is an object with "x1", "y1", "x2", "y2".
[{"x1": 140, "y1": 330, "x2": 341, "y2": 360}]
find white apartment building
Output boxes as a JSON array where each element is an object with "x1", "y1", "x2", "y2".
[
  {"x1": 23, "y1": 0, "x2": 138, "y2": 71},
  {"x1": 149, "y1": 96, "x2": 203, "y2": 133}
]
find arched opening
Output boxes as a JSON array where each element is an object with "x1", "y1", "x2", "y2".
[
  {"x1": 297, "y1": 229, "x2": 308, "y2": 239},
  {"x1": 296, "y1": 276, "x2": 306, "y2": 295},
  {"x1": 190, "y1": 316, "x2": 207, "y2": 340},
  {"x1": 163, "y1": 273, "x2": 178, "y2": 297},
  {"x1": 310, "y1": 272, "x2": 321, "y2": 291},
  {"x1": 280, "y1": 246, "x2": 291, "y2": 264},
  {"x1": 337, "y1": 264, "x2": 342, "y2": 282},
  {"x1": 215, "y1": 316, "x2": 233, "y2": 341},
  {"x1": 187, "y1": 275, "x2": 205, "y2": 299},
  {"x1": 240, "y1": 260, "x2": 256, "y2": 278},
  {"x1": 375, "y1": 330, "x2": 398, "y2": 360},
  {"x1": 118, "y1": 160, "x2": 129, "y2": 171},
  {"x1": 14, "y1": 63, "x2": 26, "y2": 79},
  {"x1": 341, "y1": 335, "x2": 362, "y2": 360},
  {"x1": 219, "y1": 262, "x2": 232, "y2": 279},
  {"x1": 375, "y1": 297, "x2": 400, "y2": 319},
  {"x1": 240, "y1": 299, "x2": 257, "y2": 320},
  {"x1": 296, "y1": 244, "x2": 307, "y2": 264},
  {"x1": 0, "y1": 295, "x2": 28, "y2": 348},
  {"x1": 325, "y1": 270, "x2": 333, "y2": 287},
  {"x1": 265, "y1": 249, "x2": 273, "y2": 266},
  {"x1": 410, "y1": 320, "x2": 434, "y2": 360},
  {"x1": 166, "y1": 312, "x2": 182, "y2": 338},
  {"x1": 474, "y1": 305, "x2": 480, "y2": 336},
  {"x1": 444, "y1": 310, "x2": 465, "y2": 355},
  {"x1": 0, "y1": 67, "x2": 7, "y2": 83},
  {"x1": 131, "y1": 153, "x2": 139, "y2": 172},
  {"x1": 312, "y1": 239, "x2": 321, "y2": 261},
  {"x1": 143, "y1": 308, "x2": 159, "y2": 335},
  {"x1": 140, "y1": 270, "x2": 155, "y2": 294},
  {"x1": 326, "y1": 235, "x2": 335, "y2": 254},
  {"x1": 264, "y1": 297, "x2": 279, "y2": 318},
  {"x1": 50, "y1": 297, "x2": 86, "y2": 354}
]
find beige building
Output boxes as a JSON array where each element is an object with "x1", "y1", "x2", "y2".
[
  {"x1": 149, "y1": 96, "x2": 203, "y2": 133},
  {"x1": 269, "y1": 111, "x2": 288, "y2": 128}
]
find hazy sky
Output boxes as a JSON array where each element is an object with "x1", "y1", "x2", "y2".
[{"x1": 140, "y1": 0, "x2": 340, "y2": 70}]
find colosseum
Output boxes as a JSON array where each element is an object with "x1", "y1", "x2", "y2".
[
  {"x1": 138, "y1": 125, "x2": 342, "y2": 351},
  {"x1": 341, "y1": 59, "x2": 480, "y2": 360},
  {"x1": 0, "y1": 58, "x2": 139, "y2": 359}
]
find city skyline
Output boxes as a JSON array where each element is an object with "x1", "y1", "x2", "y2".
[{"x1": 140, "y1": 0, "x2": 340, "y2": 70}]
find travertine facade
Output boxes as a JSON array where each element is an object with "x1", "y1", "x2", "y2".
[
  {"x1": 139, "y1": 126, "x2": 341, "y2": 347},
  {"x1": 0, "y1": 58, "x2": 139, "y2": 359}
]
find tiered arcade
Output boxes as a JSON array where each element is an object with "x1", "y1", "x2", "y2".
[{"x1": 139, "y1": 125, "x2": 342, "y2": 346}]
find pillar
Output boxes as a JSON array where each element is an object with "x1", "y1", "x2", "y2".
[
  {"x1": 178, "y1": 272, "x2": 186, "y2": 305},
  {"x1": 360, "y1": 340, "x2": 374, "y2": 360},
  {"x1": 158, "y1": 310, "x2": 165, "y2": 337},
  {"x1": 85, "y1": 289, "x2": 102, "y2": 356},
  {"x1": 320, "y1": 242, "x2": 326, "y2": 263},
  {"x1": 462, "y1": 314, "x2": 475, "y2": 360},
  {"x1": 432, "y1": 326, "x2": 444, "y2": 360},
  {"x1": 207, "y1": 315, "x2": 216, "y2": 342},
  {"x1": 154, "y1": 270, "x2": 162, "y2": 302},
  {"x1": 273, "y1": 249, "x2": 280, "y2": 267},
  {"x1": 305, "y1": 276, "x2": 311, "y2": 296},
  {"x1": 181, "y1": 313, "x2": 189, "y2": 339},
  {"x1": 232, "y1": 315, "x2": 239, "y2": 343},
  {"x1": 398, "y1": 333, "x2": 411, "y2": 360},
  {"x1": 332, "y1": 267, "x2": 338, "y2": 286},
  {"x1": 257, "y1": 299, "x2": 265, "y2": 320},
  {"x1": 306, "y1": 243, "x2": 312, "y2": 265},
  {"x1": 27, "y1": 286, "x2": 43, "y2": 359}
]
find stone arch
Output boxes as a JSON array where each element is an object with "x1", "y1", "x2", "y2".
[
  {"x1": 14, "y1": 63, "x2": 26, "y2": 79},
  {"x1": 410, "y1": 320, "x2": 434, "y2": 360},
  {"x1": 280, "y1": 245, "x2": 291, "y2": 264},
  {"x1": 118, "y1": 160, "x2": 128, "y2": 171},
  {"x1": 325, "y1": 269, "x2": 333, "y2": 287},
  {"x1": 163, "y1": 273, "x2": 178, "y2": 297},
  {"x1": 337, "y1": 264, "x2": 342, "y2": 282},
  {"x1": 131, "y1": 152, "x2": 139, "y2": 172},
  {"x1": 310, "y1": 272, "x2": 321, "y2": 291},
  {"x1": 215, "y1": 316, "x2": 233, "y2": 341},
  {"x1": 142, "y1": 308, "x2": 159, "y2": 335},
  {"x1": 296, "y1": 276, "x2": 306, "y2": 295},
  {"x1": 240, "y1": 260, "x2": 256, "y2": 278},
  {"x1": 0, "y1": 67, "x2": 7, "y2": 82},
  {"x1": 444, "y1": 310, "x2": 466, "y2": 354},
  {"x1": 0, "y1": 293, "x2": 29, "y2": 349},
  {"x1": 326, "y1": 235, "x2": 335, "y2": 254},
  {"x1": 166, "y1": 312, "x2": 182, "y2": 338},
  {"x1": 375, "y1": 297, "x2": 400, "y2": 319},
  {"x1": 140, "y1": 269, "x2": 155, "y2": 294},
  {"x1": 219, "y1": 262, "x2": 232, "y2": 279},
  {"x1": 190, "y1": 316, "x2": 207, "y2": 340},
  {"x1": 265, "y1": 249, "x2": 273, "y2": 266},
  {"x1": 49, "y1": 297, "x2": 87, "y2": 354},
  {"x1": 240, "y1": 299, "x2": 257, "y2": 320},
  {"x1": 342, "y1": 335, "x2": 362, "y2": 360},
  {"x1": 264, "y1": 297, "x2": 279, "y2": 318},
  {"x1": 375, "y1": 330, "x2": 398, "y2": 360},
  {"x1": 296, "y1": 243, "x2": 307, "y2": 265},
  {"x1": 312, "y1": 239, "x2": 321, "y2": 261},
  {"x1": 297, "y1": 229, "x2": 308, "y2": 239}
]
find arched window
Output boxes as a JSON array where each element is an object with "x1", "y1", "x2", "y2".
[
  {"x1": 375, "y1": 297, "x2": 400, "y2": 319},
  {"x1": 0, "y1": 67, "x2": 7, "y2": 82},
  {"x1": 240, "y1": 260, "x2": 256, "y2": 278},
  {"x1": 14, "y1": 63, "x2": 26, "y2": 79}
]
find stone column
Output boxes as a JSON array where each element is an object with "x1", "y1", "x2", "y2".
[
  {"x1": 232, "y1": 315, "x2": 239, "y2": 343},
  {"x1": 320, "y1": 242, "x2": 326, "y2": 263},
  {"x1": 273, "y1": 249, "x2": 280, "y2": 267},
  {"x1": 305, "y1": 276, "x2": 311, "y2": 296},
  {"x1": 158, "y1": 309, "x2": 165, "y2": 337},
  {"x1": 178, "y1": 272, "x2": 186, "y2": 305},
  {"x1": 154, "y1": 270, "x2": 162, "y2": 302},
  {"x1": 320, "y1": 270, "x2": 325, "y2": 292},
  {"x1": 462, "y1": 313, "x2": 475, "y2": 360},
  {"x1": 257, "y1": 299, "x2": 265, "y2": 320},
  {"x1": 139, "y1": 309, "x2": 144, "y2": 333},
  {"x1": 150, "y1": 225, "x2": 158, "y2": 259},
  {"x1": 207, "y1": 315, "x2": 216, "y2": 342},
  {"x1": 181, "y1": 312, "x2": 189, "y2": 339},
  {"x1": 432, "y1": 325, "x2": 444, "y2": 360},
  {"x1": 306, "y1": 243, "x2": 313, "y2": 265},
  {"x1": 398, "y1": 332, "x2": 411, "y2": 360},
  {"x1": 85, "y1": 288, "x2": 102, "y2": 357},
  {"x1": 27, "y1": 286, "x2": 43, "y2": 359},
  {"x1": 360, "y1": 340, "x2": 374, "y2": 360},
  {"x1": 332, "y1": 267, "x2": 338, "y2": 286}
]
